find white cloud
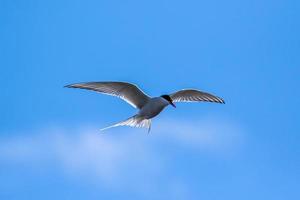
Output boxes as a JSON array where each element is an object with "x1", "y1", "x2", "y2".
[
  {"x1": 0, "y1": 117, "x2": 244, "y2": 197},
  {"x1": 156, "y1": 117, "x2": 244, "y2": 155}
]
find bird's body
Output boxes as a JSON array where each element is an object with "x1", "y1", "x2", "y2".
[
  {"x1": 138, "y1": 97, "x2": 169, "y2": 119},
  {"x1": 65, "y1": 81, "x2": 224, "y2": 132}
]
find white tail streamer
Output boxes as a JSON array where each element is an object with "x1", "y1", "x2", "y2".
[{"x1": 101, "y1": 115, "x2": 152, "y2": 133}]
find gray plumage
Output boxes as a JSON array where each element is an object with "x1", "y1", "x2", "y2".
[{"x1": 65, "y1": 81, "x2": 225, "y2": 132}]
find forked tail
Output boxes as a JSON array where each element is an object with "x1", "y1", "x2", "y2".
[{"x1": 101, "y1": 115, "x2": 152, "y2": 133}]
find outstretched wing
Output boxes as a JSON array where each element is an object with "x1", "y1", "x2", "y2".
[
  {"x1": 65, "y1": 82, "x2": 150, "y2": 109},
  {"x1": 170, "y1": 89, "x2": 225, "y2": 104}
]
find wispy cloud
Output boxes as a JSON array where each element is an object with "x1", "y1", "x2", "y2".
[{"x1": 0, "y1": 117, "x2": 244, "y2": 197}]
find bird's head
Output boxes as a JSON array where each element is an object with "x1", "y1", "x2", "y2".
[{"x1": 161, "y1": 94, "x2": 176, "y2": 108}]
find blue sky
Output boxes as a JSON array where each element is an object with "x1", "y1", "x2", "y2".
[{"x1": 0, "y1": 0, "x2": 299, "y2": 199}]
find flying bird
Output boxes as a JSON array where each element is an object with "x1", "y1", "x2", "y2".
[{"x1": 65, "y1": 81, "x2": 225, "y2": 132}]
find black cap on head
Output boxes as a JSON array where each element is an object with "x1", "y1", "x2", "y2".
[{"x1": 161, "y1": 95, "x2": 176, "y2": 108}]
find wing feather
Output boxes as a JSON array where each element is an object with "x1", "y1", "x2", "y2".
[
  {"x1": 170, "y1": 89, "x2": 225, "y2": 104},
  {"x1": 65, "y1": 81, "x2": 150, "y2": 109}
]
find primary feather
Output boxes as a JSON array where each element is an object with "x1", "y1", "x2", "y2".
[
  {"x1": 170, "y1": 89, "x2": 225, "y2": 104},
  {"x1": 65, "y1": 81, "x2": 150, "y2": 109}
]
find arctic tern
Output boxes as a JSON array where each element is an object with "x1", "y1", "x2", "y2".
[{"x1": 65, "y1": 81, "x2": 225, "y2": 132}]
